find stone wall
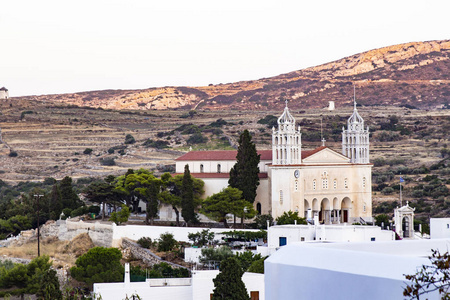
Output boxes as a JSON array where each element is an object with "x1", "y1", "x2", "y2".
[{"x1": 121, "y1": 238, "x2": 187, "y2": 270}]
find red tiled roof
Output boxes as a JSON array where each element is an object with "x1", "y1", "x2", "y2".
[
  {"x1": 173, "y1": 173, "x2": 268, "y2": 179},
  {"x1": 175, "y1": 150, "x2": 272, "y2": 161},
  {"x1": 301, "y1": 146, "x2": 327, "y2": 159}
]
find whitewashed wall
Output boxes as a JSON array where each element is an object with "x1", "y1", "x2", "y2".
[{"x1": 430, "y1": 218, "x2": 450, "y2": 239}]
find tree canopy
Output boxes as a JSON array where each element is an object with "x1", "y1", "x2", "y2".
[
  {"x1": 229, "y1": 130, "x2": 261, "y2": 204},
  {"x1": 212, "y1": 257, "x2": 250, "y2": 300}
]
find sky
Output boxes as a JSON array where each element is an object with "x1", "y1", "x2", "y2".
[{"x1": 1, "y1": 0, "x2": 449, "y2": 97}]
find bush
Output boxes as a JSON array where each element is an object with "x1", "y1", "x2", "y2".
[
  {"x1": 109, "y1": 205, "x2": 130, "y2": 225},
  {"x1": 142, "y1": 139, "x2": 170, "y2": 149},
  {"x1": 137, "y1": 237, "x2": 153, "y2": 249},
  {"x1": 157, "y1": 232, "x2": 178, "y2": 252},
  {"x1": 100, "y1": 157, "x2": 115, "y2": 166},
  {"x1": 187, "y1": 133, "x2": 208, "y2": 144},
  {"x1": 71, "y1": 206, "x2": 89, "y2": 217},
  {"x1": 107, "y1": 148, "x2": 114, "y2": 154},
  {"x1": 8, "y1": 151, "x2": 18, "y2": 157},
  {"x1": 188, "y1": 229, "x2": 215, "y2": 247},
  {"x1": 83, "y1": 148, "x2": 93, "y2": 155},
  {"x1": 381, "y1": 187, "x2": 395, "y2": 195},
  {"x1": 275, "y1": 211, "x2": 307, "y2": 225},
  {"x1": 88, "y1": 206, "x2": 101, "y2": 214},
  {"x1": 254, "y1": 214, "x2": 274, "y2": 229},
  {"x1": 124, "y1": 134, "x2": 136, "y2": 144}
]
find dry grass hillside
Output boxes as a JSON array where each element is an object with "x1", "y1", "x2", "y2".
[{"x1": 14, "y1": 40, "x2": 449, "y2": 111}]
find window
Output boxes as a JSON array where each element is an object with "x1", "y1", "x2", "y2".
[
  {"x1": 279, "y1": 237, "x2": 287, "y2": 246},
  {"x1": 371, "y1": 237, "x2": 376, "y2": 241},
  {"x1": 256, "y1": 203, "x2": 262, "y2": 215},
  {"x1": 322, "y1": 179, "x2": 328, "y2": 189},
  {"x1": 313, "y1": 180, "x2": 316, "y2": 190},
  {"x1": 279, "y1": 190, "x2": 283, "y2": 204},
  {"x1": 217, "y1": 164, "x2": 221, "y2": 173},
  {"x1": 362, "y1": 177, "x2": 366, "y2": 188},
  {"x1": 250, "y1": 291, "x2": 260, "y2": 300},
  {"x1": 200, "y1": 164, "x2": 204, "y2": 173},
  {"x1": 295, "y1": 180, "x2": 298, "y2": 191},
  {"x1": 363, "y1": 203, "x2": 366, "y2": 212},
  {"x1": 344, "y1": 178, "x2": 348, "y2": 189},
  {"x1": 333, "y1": 180, "x2": 337, "y2": 189},
  {"x1": 300, "y1": 237, "x2": 305, "y2": 241}
]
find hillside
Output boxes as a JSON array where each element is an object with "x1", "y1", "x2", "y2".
[{"x1": 14, "y1": 40, "x2": 450, "y2": 110}]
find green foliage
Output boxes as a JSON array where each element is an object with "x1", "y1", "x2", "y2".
[
  {"x1": 257, "y1": 115, "x2": 278, "y2": 128},
  {"x1": 137, "y1": 237, "x2": 153, "y2": 249},
  {"x1": 70, "y1": 247, "x2": 123, "y2": 288},
  {"x1": 83, "y1": 148, "x2": 93, "y2": 155},
  {"x1": 234, "y1": 251, "x2": 263, "y2": 272},
  {"x1": 60, "y1": 176, "x2": 82, "y2": 210},
  {"x1": 181, "y1": 164, "x2": 198, "y2": 225},
  {"x1": 221, "y1": 230, "x2": 267, "y2": 241},
  {"x1": 254, "y1": 214, "x2": 273, "y2": 229},
  {"x1": 8, "y1": 150, "x2": 18, "y2": 157},
  {"x1": 188, "y1": 229, "x2": 215, "y2": 247},
  {"x1": 374, "y1": 201, "x2": 399, "y2": 214},
  {"x1": 275, "y1": 211, "x2": 307, "y2": 225},
  {"x1": 212, "y1": 257, "x2": 250, "y2": 300},
  {"x1": 70, "y1": 206, "x2": 90, "y2": 217},
  {"x1": 157, "y1": 232, "x2": 178, "y2": 252},
  {"x1": 247, "y1": 257, "x2": 266, "y2": 274},
  {"x1": 375, "y1": 214, "x2": 391, "y2": 227},
  {"x1": 404, "y1": 249, "x2": 450, "y2": 299},
  {"x1": 100, "y1": 157, "x2": 116, "y2": 166},
  {"x1": 109, "y1": 204, "x2": 130, "y2": 225},
  {"x1": 187, "y1": 133, "x2": 208, "y2": 144},
  {"x1": 142, "y1": 139, "x2": 170, "y2": 149},
  {"x1": 201, "y1": 187, "x2": 253, "y2": 228},
  {"x1": 200, "y1": 246, "x2": 234, "y2": 266},
  {"x1": 147, "y1": 262, "x2": 189, "y2": 278},
  {"x1": 124, "y1": 134, "x2": 136, "y2": 144},
  {"x1": 229, "y1": 130, "x2": 260, "y2": 204}
]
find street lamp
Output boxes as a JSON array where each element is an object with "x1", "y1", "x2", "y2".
[{"x1": 34, "y1": 194, "x2": 44, "y2": 257}]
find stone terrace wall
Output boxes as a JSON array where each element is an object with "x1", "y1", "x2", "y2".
[{"x1": 121, "y1": 238, "x2": 188, "y2": 270}]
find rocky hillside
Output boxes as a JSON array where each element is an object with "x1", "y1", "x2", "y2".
[{"x1": 15, "y1": 40, "x2": 450, "y2": 110}]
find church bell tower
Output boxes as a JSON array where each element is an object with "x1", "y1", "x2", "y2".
[
  {"x1": 272, "y1": 101, "x2": 302, "y2": 165},
  {"x1": 342, "y1": 90, "x2": 370, "y2": 164}
]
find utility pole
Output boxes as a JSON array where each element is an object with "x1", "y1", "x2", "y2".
[{"x1": 34, "y1": 194, "x2": 44, "y2": 257}]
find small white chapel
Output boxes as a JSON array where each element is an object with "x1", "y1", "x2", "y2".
[{"x1": 175, "y1": 101, "x2": 373, "y2": 224}]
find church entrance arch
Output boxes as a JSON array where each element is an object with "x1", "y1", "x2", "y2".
[
  {"x1": 341, "y1": 197, "x2": 351, "y2": 223},
  {"x1": 332, "y1": 197, "x2": 340, "y2": 224},
  {"x1": 320, "y1": 198, "x2": 331, "y2": 224},
  {"x1": 312, "y1": 198, "x2": 319, "y2": 220},
  {"x1": 304, "y1": 199, "x2": 311, "y2": 219}
]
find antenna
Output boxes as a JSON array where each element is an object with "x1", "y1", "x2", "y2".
[
  {"x1": 353, "y1": 84, "x2": 357, "y2": 109},
  {"x1": 320, "y1": 115, "x2": 323, "y2": 142}
]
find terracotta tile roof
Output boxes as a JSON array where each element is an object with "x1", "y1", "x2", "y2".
[
  {"x1": 301, "y1": 146, "x2": 327, "y2": 159},
  {"x1": 175, "y1": 150, "x2": 272, "y2": 161},
  {"x1": 173, "y1": 173, "x2": 268, "y2": 179}
]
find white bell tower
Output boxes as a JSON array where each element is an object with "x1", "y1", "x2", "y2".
[
  {"x1": 342, "y1": 87, "x2": 370, "y2": 164},
  {"x1": 272, "y1": 101, "x2": 302, "y2": 165}
]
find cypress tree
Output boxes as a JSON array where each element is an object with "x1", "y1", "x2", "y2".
[
  {"x1": 229, "y1": 130, "x2": 261, "y2": 203},
  {"x1": 59, "y1": 176, "x2": 81, "y2": 210},
  {"x1": 181, "y1": 164, "x2": 196, "y2": 225},
  {"x1": 212, "y1": 257, "x2": 250, "y2": 300}
]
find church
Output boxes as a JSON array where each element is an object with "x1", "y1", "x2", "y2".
[{"x1": 175, "y1": 102, "x2": 373, "y2": 224}]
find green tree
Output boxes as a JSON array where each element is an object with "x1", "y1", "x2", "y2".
[
  {"x1": 188, "y1": 229, "x2": 215, "y2": 247},
  {"x1": 124, "y1": 134, "x2": 136, "y2": 144},
  {"x1": 375, "y1": 214, "x2": 390, "y2": 227},
  {"x1": 247, "y1": 257, "x2": 266, "y2": 274},
  {"x1": 49, "y1": 182, "x2": 62, "y2": 220},
  {"x1": 212, "y1": 257, "x2": 250, "y2": 300},
  {"x1": 157, "y1": 232, "x2": 178, "y2": 252},
  {"x1": 59, "y1": 176, "x2": 82, "y2": 210},
  {"x1": 109, "y1": 204, "x2": 130, "y2": 225},
  {"x1": 84, "y1": 176, "x2": 123, "y2": 220},
  {"x1": 200, "y1": 246, "x2": 234, "y2": 266},
  {"x1": 275, "y1": 210, "x2": 307, "y2": 225},
  {"x1": 159, "y1": 172, "x2": 204, "y2": 226},
  {"x1": 70, "y1": 247, "x2": 123, "y2": 288},
  {"x1": 229, "y1": 130, "x2": 261, "y2": 204},
  {"x1": 181, "y1": 164, "x2": 197, "y2": 225},
  {"x1": 202, "y1": 187, "x2": 252, "y2": 228}
]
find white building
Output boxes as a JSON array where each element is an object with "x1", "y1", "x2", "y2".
[
  {"x1": 265, "y1": 239, "x2": 450, "y2": 300},
  {"x1": 175, "y1": 101, "x2": 373, "y2": 223},
  {"x1": 0, "y1": 87, "x2": 8, "y2": 99},
  {"x1": 94, "y1": 268, "x2": 264, "y2": 300}
]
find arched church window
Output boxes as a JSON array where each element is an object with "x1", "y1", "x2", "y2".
[
  {"x1": 322, "y1": 179, "x2": 328, "y2": 189},
  {"x1": 256, "y1": 203, "x2": 262, "y2": 215},
  {"x1": 344, "y1": 178, "x2": 348, "y2": 189},
  {"x1": 279, "y1": 190, "x2": 283, "y2": 204},
  {"x1": 333, "y1": 179, "x2": 337, "y2": 189},
  {"x1": 217, "y1": 164, "x2": 221, "y2": 173},
  {"x1": 312, "y1": 180, "x2": 316, "y2": 190},
  {"x1": 200, "y1": 164, "x2": 204, "y2": 173},
  {"x1": 363, "y1": 202, "x2": 366, "y2": 212},
  {"x1": 362, "y1": 177, "x2": 366, "y2": 188},
  {"x1": 295, "y1": 180, "x2": 298, "y2": 191}
]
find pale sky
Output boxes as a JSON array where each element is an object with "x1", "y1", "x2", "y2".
[{"x1": 1, "y1": 0, "x2": 449, "y2": 97}]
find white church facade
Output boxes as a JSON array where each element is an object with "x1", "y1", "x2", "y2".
[{"x1": 175, "y1": 102, "x2": 373, "y2": 224}]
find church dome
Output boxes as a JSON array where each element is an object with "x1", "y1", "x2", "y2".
[
  {"x1": 277, "y1": 102, "x2": 296, "y2": 126},
  {"x1": 347, "y1": 102, "x2": 364, "y2": 128}
]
